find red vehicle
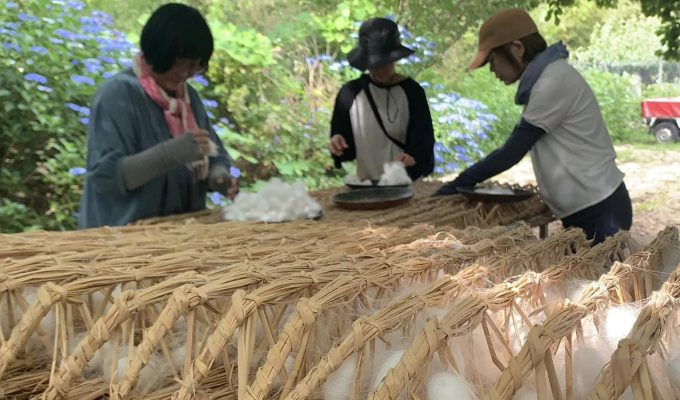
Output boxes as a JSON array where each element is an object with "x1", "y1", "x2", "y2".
[{"x1": 641, "y1": 97, "x2": 680, "y2": 143}]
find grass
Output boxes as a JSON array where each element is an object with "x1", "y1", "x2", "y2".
[{"x1": 615, "y1": 139, "x2": 680, "y2": 163}]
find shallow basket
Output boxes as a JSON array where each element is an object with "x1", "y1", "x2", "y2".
[{"x1": 331, "y1": 187, "x2": 415, "y2": 210}]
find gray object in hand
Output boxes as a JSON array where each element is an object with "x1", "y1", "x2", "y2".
[{"x1": 122, "y1": 133, "x2": 204, "y2": 190}]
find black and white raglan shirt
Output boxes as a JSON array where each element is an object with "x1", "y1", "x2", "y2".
[{"x1": 330, "y1": 74, "x2": 435, "y2": 181}]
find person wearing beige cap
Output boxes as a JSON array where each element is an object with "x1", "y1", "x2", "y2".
[
  {"x1": 434, "y1": 8, "x2": 632, "y2": 245},
  {"x1": 329, "y1": 17, "x2": 435, "y2": 182}
]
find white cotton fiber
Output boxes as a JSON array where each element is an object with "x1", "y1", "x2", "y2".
[
  {"x1": 221, "y1": 178, "x2": 323, "y2": 222},
  {"x1": 474, "y1": 187, "x2": 514, "y2": 195},
  {"x1": 426, "y1": 371, "x2": 477, "y2": 400},
  {"x1": 378, "y1": 162, "x2": 411, "y2": 186},
  {"x1": 322, "y1": 354, "x2": 358, "y2": 400},
  {"x1": 668, "y1": 354, "x2": 680, "y2": 388},
  {"x1": 373, "y1": 350, "x2": 405, "y2": 389},
  {"x1": 513, "y1": 388, "x2": 537, "y2": 400},
  {"x1": 344, "y1": 175, "x2": 372, "y2": 186},
  {"x1": 569, "y1": 346, "x2": 607, "y2": 399},
  {"x1": 604, "y1": 306, "x2": 640, "y2": 348},
  {"x1": 458, "y1": 326, "x2": 503, "y2": 386}
]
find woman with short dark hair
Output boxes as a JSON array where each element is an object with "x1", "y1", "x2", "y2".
[
  {"x1": 329, "y1": 17, "x2": 435, "y2": 182},
  {"x1": 79, "y1": 3, "x2": 237, "y2": 228},
  {"x1": 435, "y1": 8, "x2": 632, "y2": 245}
]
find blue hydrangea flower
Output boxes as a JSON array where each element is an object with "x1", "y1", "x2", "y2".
[
  {"x1": 18, "y1": 13, "x2": 40, "y2": 22},
  {"x1": 99, "y1": 56, "x2": 115, "y2": 64},
  {"x1": 24, "y1": 73, "x2": 48, "y2": 84},
  {"x1": 65, "y1": 1, "x2": 86, "y2": 11},
  {"x1": 209, "y1": 192, "x2": 226, "y2": 206},
  {"x1": 6, "y1": 2, "x2": 18, "y2": 9},
  {"x1": 229, "y1": 166, "x2": 241, "y2": 178},
  {"x1": 202, "y1": 99, "x2": 218, "y2": 108},
  {"x1": 3, "y1": 42, "x2": 21, "y2": 52},
  {"x1": 54, "y1": 28, "x2": 80, "y2": 41},
  {"x1": 79, "y1": 117, "x2": 89, "y2": 125},
  {"x1": 191, "y1": 74, "x2": 208, "y2": 87},
  {"x1": 29, "y1": 46, "x2": 49, "y2": 54},
  {"x1": 65, "y1": 103, "x2": 90, "y2": 115},
  {"x1": 69, "y1": 167, "x2": 87, "y2": 176},
  {"x1": 71, "y1": 75, "x2": 95, "y2": 85},
  {"x1": 37, "y1": 85, "x2": 53, "y2": 93}
]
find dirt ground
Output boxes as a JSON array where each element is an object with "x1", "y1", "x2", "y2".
[{"x1": 492, "y1": 144, "x2": 680, "y2": 245}]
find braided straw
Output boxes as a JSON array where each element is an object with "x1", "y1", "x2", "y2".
[
  {"x1": 365, "y1": 229, "x2": 643, "y2": 400},
  {"x1": 172, "y1": 227, "x2": 539, "y2": 400},
  {"x1": 278, "y1": 267, "x2": 488, "y2": 400},
  {"x1": 114, "y1": 225, "x2": 523, "y2": 399},
  {"x1": 481, "y1": 226, "x2": 678, "y2": 400},
  {"x1": 287, "y1": 231, "x2": 632, "y2": 400},
  {"x1": 41, "y1": 272, "x2": 206, "y2": 400},
  {"x1": 242, "y1": 229, "x2": 587, "y2": 400},
  {"x1": 588, "y1": 264, "x2": 680, "y2": 399}
]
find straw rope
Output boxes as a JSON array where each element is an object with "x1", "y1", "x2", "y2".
[
  {"x1": 303, "y1": 230, "x2": 627, "y2": 400},
  {"x1": 588, "y1": 265, "x2": 680, "y2": 399},
  {"x1": 241, "y1": 229, "x2": 588, "y2": 400},
  {"x1": 171, "y1": 226, "x2": 547, "y2": 399},
  {"x1": 111, "y1": 225, "x2": 531, "y2": 399},
  {"x1": 480, "y1": 226, "x2": 678, "y2": 400},
  {"x1": 364, "y1": 230, "x2": 636, "y2": 400}
]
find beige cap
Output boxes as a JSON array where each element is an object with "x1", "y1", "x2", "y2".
[{"x1": 469, "y1": 8, "x2": 538, "y2": 70}]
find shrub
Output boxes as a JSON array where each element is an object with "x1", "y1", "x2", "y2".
[
  {"x1": 0, "y1": 0, "x2": 134, "y2": 231},
  {"x1": 581, "y1": 69, "x2": 649, "y2": 142}
]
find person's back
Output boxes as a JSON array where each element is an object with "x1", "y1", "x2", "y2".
[
  {"x1": 525, "y1": 59, "x2": 624, "y2": 218},
  {"x1": 434, "y1": 8, "x2": 632, "y2": 245}
]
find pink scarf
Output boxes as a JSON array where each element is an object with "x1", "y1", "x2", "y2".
[{"x1": 133, "y1": 53, "x2": 209, "y2": 179}]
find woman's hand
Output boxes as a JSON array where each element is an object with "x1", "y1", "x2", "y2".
[
  {"x1": 329, "y1": 134, "x2": 348, "y2": 156},
  {"x1": 187, "y1": 128, "x2": 213, "y2": 156},
  {"x1": 216, "y1": 176, "x2": 239, "y2": 200},
  {"x1": 395, "y1": 152, "x2": 416, "y2": 167},
  {"x1": 209, "y1": 166, "x2": 239, "y2": 199}
]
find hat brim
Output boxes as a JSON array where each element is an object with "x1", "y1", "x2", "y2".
[
  {"x1": 347, "y1": 45, "x2": 415, "y2": 71},
  {"x1": 468, "y1": 48, "x2": 491, "y2": 70}
]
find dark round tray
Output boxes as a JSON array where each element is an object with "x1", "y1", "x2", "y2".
[
  {"x1": 457, "y1": 186, "x2": 534, "y2": 203},
  {"x1": 332, "y1": 187, "x2": 415, "y2": 210},
  {"x1": 345, "y1": 183, "x2": 410, "y2": 190}
]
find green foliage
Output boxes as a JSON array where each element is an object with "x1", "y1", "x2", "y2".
[
  {"x1": 445, "y1": 69, "x2": 521, "y2": 152},
  {"x1": 642, "y1": 82, "x2": 680, "y2": 98},
  {"x1": 532, "y1": 0, "x2": 608, "y2": 50},
  {"x1": 0, "y1": 0, "x2": 133, "y2": 231},
  {"x1": 312, "y1": 0, "x2": 378, "y2": 53},
  {"x1": 203, "y1": 18, "x2": 348, "y2": 190},
  {"x1": 545, "y1": 0, "x2": 680, "y2": 60},
  {"x1": 573, "y1": 1, "x2": 662, "y2": 63},
  {"x1": 581, "y1": 69, "x2": 649, "y2": 142}
]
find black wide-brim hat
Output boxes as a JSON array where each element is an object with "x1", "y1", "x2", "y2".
[{"x1": 347, "y1": 17, "x2": 414, "y2": 71}]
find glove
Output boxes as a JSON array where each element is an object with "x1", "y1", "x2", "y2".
[
  {"x1": 208, "y1": 164, "x2": 238, "y2": 198},
  {"x1": 433, "y1": 181, "x2": 460, "y2": 196},
  {"x1": 122, "y1": 133, "x2": 204, "y2": 190}
]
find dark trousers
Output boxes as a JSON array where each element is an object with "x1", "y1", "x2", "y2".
[{"x1": 561, "y1": 182, "x2": 633, "y2": 245}]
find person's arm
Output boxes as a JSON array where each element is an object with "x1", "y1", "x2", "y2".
[
  {"x1": 188, "y1": 87, "x2": 238, "y2": 197},
  {"x1": 434, "y1": 118, "x2": 546, "y2": 195},
  {"x1": 87, "y1": 78, "x2": 205, "y2": 194},
  {"x1": 121, "y1": 133, "x2": 204, "y2": 190},
  {"x1": 329, "y1": 82, "x2": 358, "y2": 168},
  {"x1": 403, "y1": 81, "x2": 435, "y2": 180}
]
